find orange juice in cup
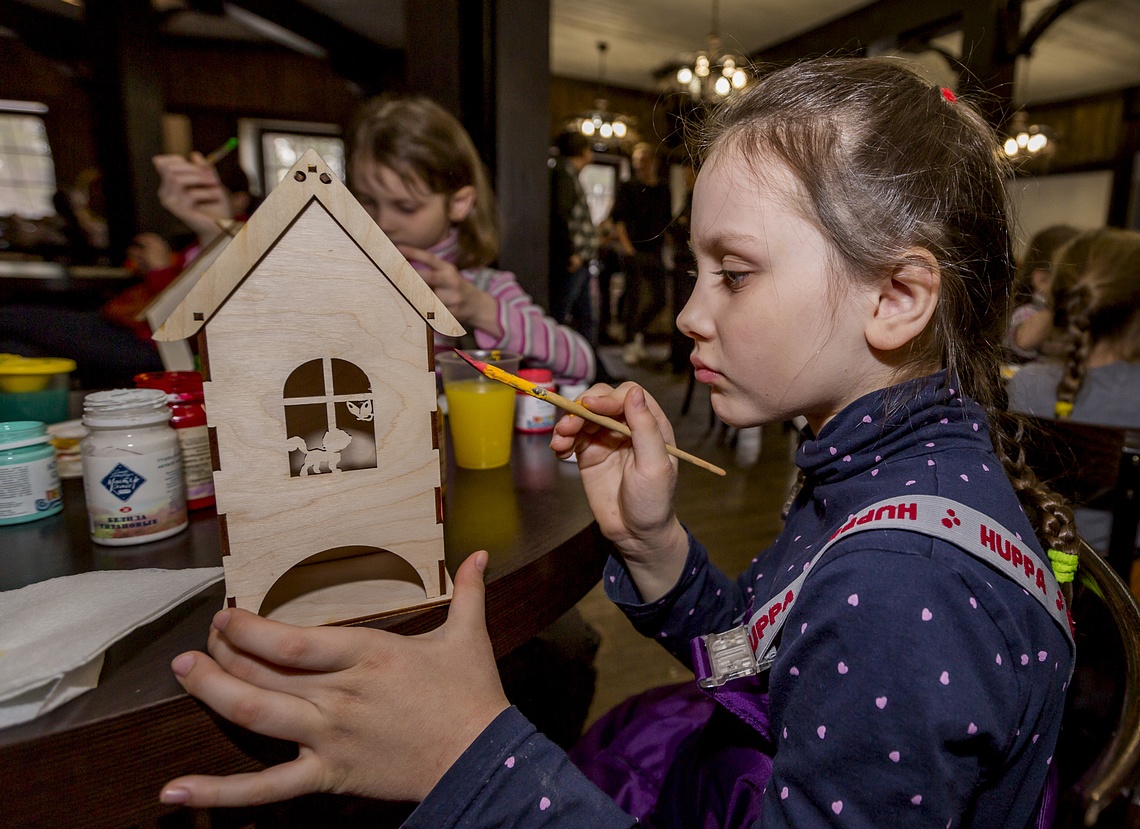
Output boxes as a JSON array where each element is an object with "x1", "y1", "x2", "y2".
[{"x1": 439, "y1": 351, "x2": 520, "y2": 469}]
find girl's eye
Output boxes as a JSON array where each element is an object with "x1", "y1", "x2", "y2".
[
  {"x1": 713, "y1": 269, "x2": 751, "y2": 288},
  {"x1": 396, "y1": 202, "x2": 421, "y2": 215}
]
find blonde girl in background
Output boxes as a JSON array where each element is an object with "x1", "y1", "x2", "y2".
[
  {"x1": 1010, "y1": 226, "x2": 1140, "y2": 550},
  {"x1": 351, "y1": 96, "x2": 594, "y2": 385},
  {"x1": 160, "y1": 58, "x2": 1076, "y2": 829},
  {"x1": 1005, "y1": 223, "x2": 1079, "y2": 361}
]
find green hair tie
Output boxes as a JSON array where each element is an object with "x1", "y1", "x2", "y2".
[
  {"x1": 1054, "y1": 401, "x2": 1074, "y2": 419},
  {"x1": 1048, "y1": 548, "x2": 1079, "y2": 583}
]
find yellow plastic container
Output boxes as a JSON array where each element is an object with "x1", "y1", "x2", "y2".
[{"x1": 0, "y1": 354, "x2": 77, "y2": 424}]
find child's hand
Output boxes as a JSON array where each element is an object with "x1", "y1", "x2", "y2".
[
  {"x1": 153, "y1": 152, "x2": 233, "y2": 246},
  {"x1": 125, "y1": 232, "x2": 174, "y2": 273},
  {"x1": 552, "y1": 383, "x2": 689, "y2": 602},
  {"x1": 399, "y1": 245, "x2": 502, "y2": 337},
  {"x1": 159, "y1": 551, "x2": 508, "y2": 808}
]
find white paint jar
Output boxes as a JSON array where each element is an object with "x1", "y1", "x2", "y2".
[
  {"x1": 557, "y1": 382, "x2": 592, "y2": 463},
  {"x1": 81, "y1": 389, "x2": 188, "y2": 546}
]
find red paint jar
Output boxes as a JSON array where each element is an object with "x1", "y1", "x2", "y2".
[
  {"x1": 514, "y1": 368, "x2": 557, "y2": 433},
  {"x1": 134, "y1": 371, "x2": 216, "y2": 510}
]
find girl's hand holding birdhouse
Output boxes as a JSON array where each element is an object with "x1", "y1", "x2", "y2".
[
  {"x1": 551, "y1": 382, "x2": 689, "y2": 604},
  {"x1": 159, "y1": 551, "x2": 508, "y2": 808},
  {"x1": 399, "y1": 244, "x2": 503, "y2": 339}
]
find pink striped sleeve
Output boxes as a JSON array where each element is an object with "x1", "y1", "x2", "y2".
[{"x1": 472, "y1": 268, "x2": 595, "y2": 384}]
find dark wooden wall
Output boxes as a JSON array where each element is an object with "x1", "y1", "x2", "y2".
[{"x1": 1, "y1": 38, "x2": 99, "y2": 211}]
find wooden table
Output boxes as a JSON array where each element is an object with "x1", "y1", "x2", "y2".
[{"x1": 0, "y1": 431, "x2": 611, "y2": 828}]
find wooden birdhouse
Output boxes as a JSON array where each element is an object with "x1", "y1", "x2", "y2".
[{"x1": 154, "y1": 149, "x2": 464, "y2": 626}]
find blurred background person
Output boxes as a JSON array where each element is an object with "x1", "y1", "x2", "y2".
[
  {"x1": 549, "y1": 131, "x2": 600, "y2": 346},
  {"x1": 611, "y1": 141, "x2": 672, "y2": 365},
  {"x1": 1005, "y1": 224, "x2": 1080, "y2": 362},
  {"x1": 1009, "y1": 226, "x2": 1140, "y2": 552}
]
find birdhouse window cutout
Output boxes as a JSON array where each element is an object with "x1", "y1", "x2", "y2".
[{"x1": 283, "y1": 357, "x2": 378, "y2": 477}]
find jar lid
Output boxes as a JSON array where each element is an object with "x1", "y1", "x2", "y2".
[
  {"x1": 0, "y1": 354, "x2": 77, "y2": 393},
  {"x1": 0, "y1": 420, "x2": 50, "y2": 450},
  {"x1": 82, "y1": 388, "x2": 172, "y2": 426},
  {"x1": 0, "y1": 354, "x2": 77, "y2": 376},
  {"x1": 519, "y1": 368, "x2": 553, "y2": 384},
  {"x1": 134, "y1": 370, "x2": 205, "y2": 402}
]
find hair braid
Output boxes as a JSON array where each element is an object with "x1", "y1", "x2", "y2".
[{"x1": 1055, "y1": 287, "x2": 1094, "y2": 413}]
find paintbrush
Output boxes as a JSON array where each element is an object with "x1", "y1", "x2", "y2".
[
  {"x1": 453, "y1": 349, "x2": 726, "y2": 476},
  {"x1": 203, "y1": 136, "x2": 238, "y2": 166}
]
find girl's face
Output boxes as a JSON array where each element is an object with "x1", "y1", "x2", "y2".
[
  {"x1": 677, "y1": 147, "x2": 890, "y2": 435},
  {"x1": 351, "y1": 159, "x2": 472, "y2": 251}
]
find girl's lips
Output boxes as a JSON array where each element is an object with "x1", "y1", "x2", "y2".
[{"x1": 691, "y1": 359, "x2": 720, "y2": 385}]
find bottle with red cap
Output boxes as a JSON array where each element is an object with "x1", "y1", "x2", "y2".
[
  {"x1": 134, "y1": 371, "x2": 216, "y2": 510},
  {"x1": 514, "y1": 368, "x2": 557, "y2": 433}
]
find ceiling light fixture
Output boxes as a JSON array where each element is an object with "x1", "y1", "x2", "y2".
[
  {"x1": 1003, "y1": 110, "x2": 1054, "y2": 163},
  {"x1": 566, "y1": 41, "x2": 637, "y2": 149},
  {"x1": 668, "y1": 0, "x2": 750, "y2": 102}
]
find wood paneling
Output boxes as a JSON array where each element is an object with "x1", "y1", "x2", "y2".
[{"x1": 161, "y1": 42, "x2": 362, "y2": 123}]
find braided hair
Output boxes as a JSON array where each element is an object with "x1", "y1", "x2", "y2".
[{"x1": 1052, "y1": 228, "x2": 1140, "y2": 418}]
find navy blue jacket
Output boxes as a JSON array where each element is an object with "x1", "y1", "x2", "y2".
[{"x1": 409, "y1": 374, "x2": 1072, "y2": 828}]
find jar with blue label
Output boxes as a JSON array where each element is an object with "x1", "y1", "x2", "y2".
[
  {"x1": 80, "y1": 388, "x2": 188, "y2": 546},
  {"x1": 0, "y1": 421, "x2": 63, "y2": 525}
]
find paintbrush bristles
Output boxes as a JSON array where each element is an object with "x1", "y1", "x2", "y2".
[{"x1": 451, "y1": 349, "x2": 726, "y2": 476}]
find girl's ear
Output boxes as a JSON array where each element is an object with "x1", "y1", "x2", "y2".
[
  {"x1": 447, "y1": 185, "x2": 477, "y2": 223},
  {"x1": 864, "y1": 249, "x2": 941, "y2": 352}
]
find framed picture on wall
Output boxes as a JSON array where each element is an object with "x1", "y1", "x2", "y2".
[{"x1": 237, "y1": 118, "x2": 344, "y2": 197}]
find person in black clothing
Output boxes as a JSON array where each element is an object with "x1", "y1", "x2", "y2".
[
  {"x1": 611, "y1": 142, "x2": 673, "y2": 364},
  {"x1": 549, "y1": 132, "x2": 600, "y2": 345}
]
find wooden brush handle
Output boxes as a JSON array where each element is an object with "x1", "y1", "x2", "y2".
[{"x1": 546, "y1": 390, "x2": 726, "y2": 476}]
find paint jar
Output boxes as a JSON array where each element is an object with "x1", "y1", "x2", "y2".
[
  {"x1": 81, "y1": 388, "x2": 188, "y2": 546},
  {"x1": 0, "y1": 354, "x2": 77, "y2": 425},
  {"x1": 514, "y1": 368, "x2": 557, "y2": 433},
  {"x1": 557, "y1": 382, "x2": 591, "y2": 463},
  {"x1": 134, "y1": 371, "x2": 215, "y2": 510},
  {"x1": 0, "y1": 421, "x2": 62, "y2": 525}
]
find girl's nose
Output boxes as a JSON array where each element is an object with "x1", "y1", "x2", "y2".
[{"x1": 676, "y1": 279, "x2": 711, "y2": 341}]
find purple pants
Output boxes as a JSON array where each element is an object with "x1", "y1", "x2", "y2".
[
  {"x1": 569, "y1": 681, "x2": 775, "y2": 828},
  {"x1": 569, "y1": 680, "x2": 1058, "y2": 829}
]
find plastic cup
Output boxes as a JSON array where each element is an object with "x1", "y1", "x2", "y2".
[
  {"x1": 438, "y1": 350, "x2": 521, "y2": 470},
  {"x1": 0, "y1": 354, "x2": 77, "y2": 425}
]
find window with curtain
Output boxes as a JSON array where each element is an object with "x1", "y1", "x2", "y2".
[{"x1": 0, "y1": 102, "x2": 57, "y2": 219}]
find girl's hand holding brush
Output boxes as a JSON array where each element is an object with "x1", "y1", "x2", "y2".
[{"x1": 551, "y1": 382, "x2": 693, "y2": 603}]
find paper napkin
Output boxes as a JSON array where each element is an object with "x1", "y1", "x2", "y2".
[{"x1": 0, "y1": 567, "x2": 223, "y2": 729}]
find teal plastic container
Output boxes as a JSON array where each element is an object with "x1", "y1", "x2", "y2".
[
  {"x1": 0, "y1": 355, "x2": 77, "y2": 425},
  {"x1": 0, "y1": 421, "x2": 63, "y2": 525}
]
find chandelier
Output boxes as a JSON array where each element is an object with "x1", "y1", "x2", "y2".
[
  {"x1": 1002, "y1": 111, "x2": 1054, "y2": 163},
  {"x1": 567, "y1": 41, "x2": 637, "y2": 148},
  {"x1": 667, "y1": 0, "x2": 751, "y2": 102}
]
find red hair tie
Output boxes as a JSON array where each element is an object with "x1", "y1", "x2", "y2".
[{"x1": 941, "y1": 87, "x2": 957, "y2": 103}]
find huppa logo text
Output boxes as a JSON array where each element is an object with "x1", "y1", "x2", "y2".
[
  {"x1": 748, "y1": 589, "x2": 796, "y2": 652},
  {"x1": 831, "y1": 501, "x2": 919, "y2": 540}
]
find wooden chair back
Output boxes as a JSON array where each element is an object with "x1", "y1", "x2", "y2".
[
  {"x1": 1022, "y1": 415, "x2": 1140, "y2": 581},
  {"x1": 1058, "y1": 540, "x2": 1140, "y2": 826}
]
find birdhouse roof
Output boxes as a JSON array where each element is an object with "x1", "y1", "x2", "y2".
[{"x1": 154, "y1": 148, "x2": 465, "y2": 341}]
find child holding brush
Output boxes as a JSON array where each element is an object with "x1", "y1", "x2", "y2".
[
  {"x1": 350, "y1": 96, "x2": 594, "y2": 385},
  {"x1": 102, "y1": 150, "x2": 250, "y2": 342},
  {"x1": 160, "y1": 58, "x2": 1074, "y2": 828}
]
